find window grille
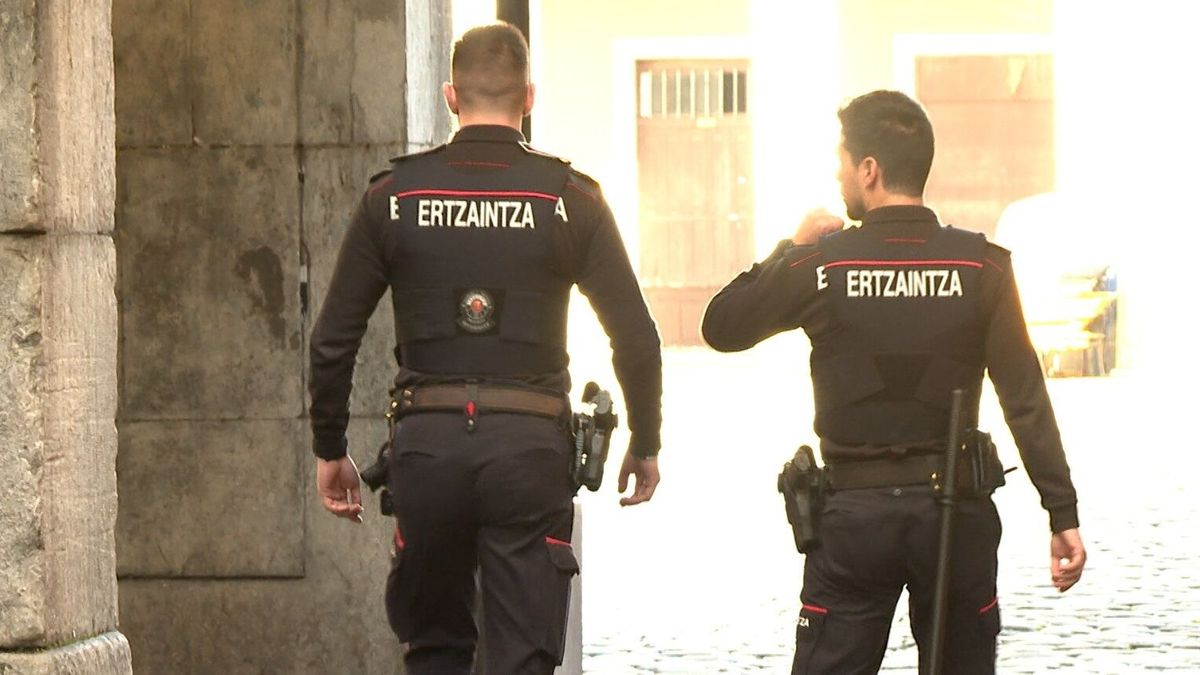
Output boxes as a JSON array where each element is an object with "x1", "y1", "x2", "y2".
[{"x1": 638, "y1": 63, "x2": 748, "y2": 119}]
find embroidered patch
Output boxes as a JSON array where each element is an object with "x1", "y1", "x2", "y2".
[{"x1": 457, "y1": 289, "x2": 496, "y2": 333}]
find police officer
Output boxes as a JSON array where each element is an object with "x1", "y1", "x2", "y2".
[
  {"x1": 702, "y1": 90, "x2": 1086, "y2": 674},
  {"x1": 308, "y1": 23, "x2": 663, "y2": 675}
]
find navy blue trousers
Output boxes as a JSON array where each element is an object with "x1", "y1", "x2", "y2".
[
  {"x1": 385, "y1": 412, "x2": 578, "y2": 675},
  {"x1": 793, "y1": 486, "x2": 1002, "y2": 675}
]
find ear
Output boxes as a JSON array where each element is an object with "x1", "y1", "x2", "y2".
[
  {"x1": 442, "y1": 82, "x2": 459, "y2": 115},
  {"x1": 522, "y1": 83, "x2": 536, "y2": 117},
  {"x1": 859, "y1": 156, "x2": 880, "y2": 189}
]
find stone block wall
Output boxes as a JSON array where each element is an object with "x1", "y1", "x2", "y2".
[
  {"x1": 0, "y1": 1, "x2": 132, "y2": 672},
  {"x1": 111, "y1": 1, "x2": 451, "y2": 672}
]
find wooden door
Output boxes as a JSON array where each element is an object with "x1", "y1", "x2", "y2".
[
  {"x1": 637, "y1": 60, "x2": 754, "y2": 346},
  {"x1": 917, "y1": 54, "x2": 1055, "y2": 238}
]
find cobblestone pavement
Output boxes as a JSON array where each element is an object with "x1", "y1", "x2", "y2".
[{"x1": 575, "y1": 344, "x2": 1200, "y2": 673}]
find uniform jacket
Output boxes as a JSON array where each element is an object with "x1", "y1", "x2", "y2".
[
  {"x1": 702, "y1": 205, "x2": 1078, "y2": 532},
  {"x1": 309, "y1": 125, "x2": 663, "y2": 461}
]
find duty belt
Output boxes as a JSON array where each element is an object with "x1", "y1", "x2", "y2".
[
  {"x1": 395, "y1": 383, "x2": 568, "y2": 420},
  {"x1": 825, "y1": 454, "x2": 950, "y2": 492}
]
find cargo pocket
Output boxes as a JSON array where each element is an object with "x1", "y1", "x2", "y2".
[
  {"x1": 384, "y1": 526, "x2": 413, "y2": 641},
  {"x1": 791, "y1": 604, "x2": 828, "y2": 674},
  {"x1": 540, "y1": 537, "x2": 580, "y2": 664},
  {"x1": 978, "y1": 596, "x2": 1001, "y2": 638}
]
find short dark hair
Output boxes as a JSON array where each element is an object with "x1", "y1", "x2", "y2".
[
  {"x1": 451, "y1": 23, "x2": 529, "y2": 113},
  {"x1": 838, "y1": 90, "x2": 934, "y2": 197}
]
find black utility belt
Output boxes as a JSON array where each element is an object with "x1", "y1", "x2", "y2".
[
  {"x1": 825, "y1": 454, "x2": 945, "y2": 491},
  {"x1": 394, "y1": 383, "x2": 568, "y2": 421},
  {"x1": 824, "y1": 431, "x2": 1008, "y2": 496}
]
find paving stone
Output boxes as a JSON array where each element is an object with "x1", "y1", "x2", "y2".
[{"x1": 579, "y1": 350, "x2": 1200, "y2": 672}]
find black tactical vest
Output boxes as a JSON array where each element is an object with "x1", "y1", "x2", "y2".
[
  {"x1": 810, "y1": 225, "x2": 989, "y2": 445},
  {"x1": 382, "y1": 145, "x2": 574, "y2": 378}
]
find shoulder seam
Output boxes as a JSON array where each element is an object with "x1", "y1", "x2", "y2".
[
  {"x1": 519, "y1": 142, "x2": 571, "y2": 165},
  {"x1": 565, "y1": 180, "x2": 600, "y2": 202},
  {"x1": 391, "y1": 144, "x2": 447, "y2": 164},
  {"x1": 983, "y1": 242, "x2": 1012, "y2": 273}
]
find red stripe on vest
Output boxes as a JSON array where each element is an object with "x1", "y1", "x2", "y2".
[
  {"x1": 823, "y1": 259, "x2": 983, "y2": 269},
  {"x1": 789, "y1": 252, "x2": 821, "y2": 268},
  {"x1": 393, "y1": 189, "x2": 558, "y2": 201}
]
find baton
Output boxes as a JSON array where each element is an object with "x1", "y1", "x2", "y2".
[{"x1": 927, "y1": 388, "x2": 965, "y2": 675}]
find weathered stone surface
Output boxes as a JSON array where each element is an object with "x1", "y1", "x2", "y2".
[
  {"x1": 404, "y1": 0, "x2": 453, "y2": 150},
  {"x1": 303, "y1": 147, "x2": 403, "y2": 416},
  {"x1": 1, "y1": 234, "x2": 120, "y2": 647},
  {"x1": 190, "y1": 0, "x2": 297, "y2": 146},
  {"x1": 38, "y1": 235, "x2": 120, "y2": 643},
  {"x1": 0, "y1": 237, "x2": 47, "y2": 645},
  {"x1": 112, "y1": 0, "x2": 191, "y2": 147},
  {"x1": 300, "y1": 1, "x2": 407, "y2": 145},
  {"x1": 298, "y1": 1, "x2": 355, "y2": 144},
  {"x1": 0, "y1": 2, "x2": 39, "y2": 232},
  {"x1": 116, "y1": 147, "x2": 303, "y2": 420},
  {"x1": 115, "y1": 419, "x2": 305, "y2": 577},
  {"x1": 0, "y1": 632, "x2": 132, "y2": 675},
  {"x1": 1, "y1": 0, "x2": 116, "y2": 235},
  {"x1": 350, "y1": 1, "x2": 408, "y2": 144},
  {"x1": 33, "y1": 0, "x2": 116, "y2": 234},
  {"x1": 119, "y1": 419, "x2": 403, "y2": 674}
]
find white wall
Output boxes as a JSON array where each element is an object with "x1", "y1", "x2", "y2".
[{"x1": 1053, "y1": 1, "x2": 1200, "y2": 374}]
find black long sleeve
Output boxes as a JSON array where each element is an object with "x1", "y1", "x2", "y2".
[
  {"x1": 983, "y1": 249, "x2": 1079, "y2": 532},
  {"x1": 309, "y1": 150, "x2": 663, "y2": 460},
  {"x1": 568, "y1": 178, "x2": 663, "y2": 458},
  {"x1": 702, "y1": 211, "x2": 1078, "y2": 533},
  {"x1": 702, "y1": 239, "x2": 830, "y2": 351},
  {"x1": 308, "y1": 193, "x2": 389, "y2": 460}
]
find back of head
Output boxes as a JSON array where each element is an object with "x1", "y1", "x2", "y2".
[
  {"x1": 451, "y1": 23, "x2": 530, "y2": 115},
  {"x1": 838, "y1": 90, "x2": 934, "y2": 197}
]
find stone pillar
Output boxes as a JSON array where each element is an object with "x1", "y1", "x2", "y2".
[
  {"x1": 110, "y1": 0, "x2": 450, "y2": 672},
  {"x1": 405, "y1": 0, "x2": 454, "y2": 152},
  {"x1": 0, "y1": 1, "x2": 131, "y2": 673}
]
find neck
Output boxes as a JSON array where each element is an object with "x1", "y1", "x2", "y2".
[
  {"x1": 456, "y1": 111, "x2": 524, "y2": 132},
  {"x1": 865, "y1": 192, "x2": 923, "y2": 212}
]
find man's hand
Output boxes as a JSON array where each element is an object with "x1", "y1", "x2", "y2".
[
  {"x1": 317, "y1": 456, "x2": 364, "y2": 524},
  {"x1": 792, "y1": 208, "x2": 845, "y2": 246},
  {"x1": 1050, "y1": 528, "x2": 1086, "y2": 592},
  {"x1": 616, "y1": 451, "x2": 659, "y2": 507}
]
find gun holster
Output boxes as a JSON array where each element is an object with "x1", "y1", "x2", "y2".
[
  {"x1": 571, "y1": 382, "x2": 616, "y2": 493},
  {"x1": 963, "y1": 429, "x2": 1008, "y2": 496},
  {"x1": 359, "y1": 400, "x2": 398, "y2": 516},
  {"x1": 777, "y1": 445, "x2": 826, "y2": 554}
]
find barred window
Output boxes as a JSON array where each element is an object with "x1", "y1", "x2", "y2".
[{"x1": 638, "y1": 63, "x2": 748, "y2": 119}]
